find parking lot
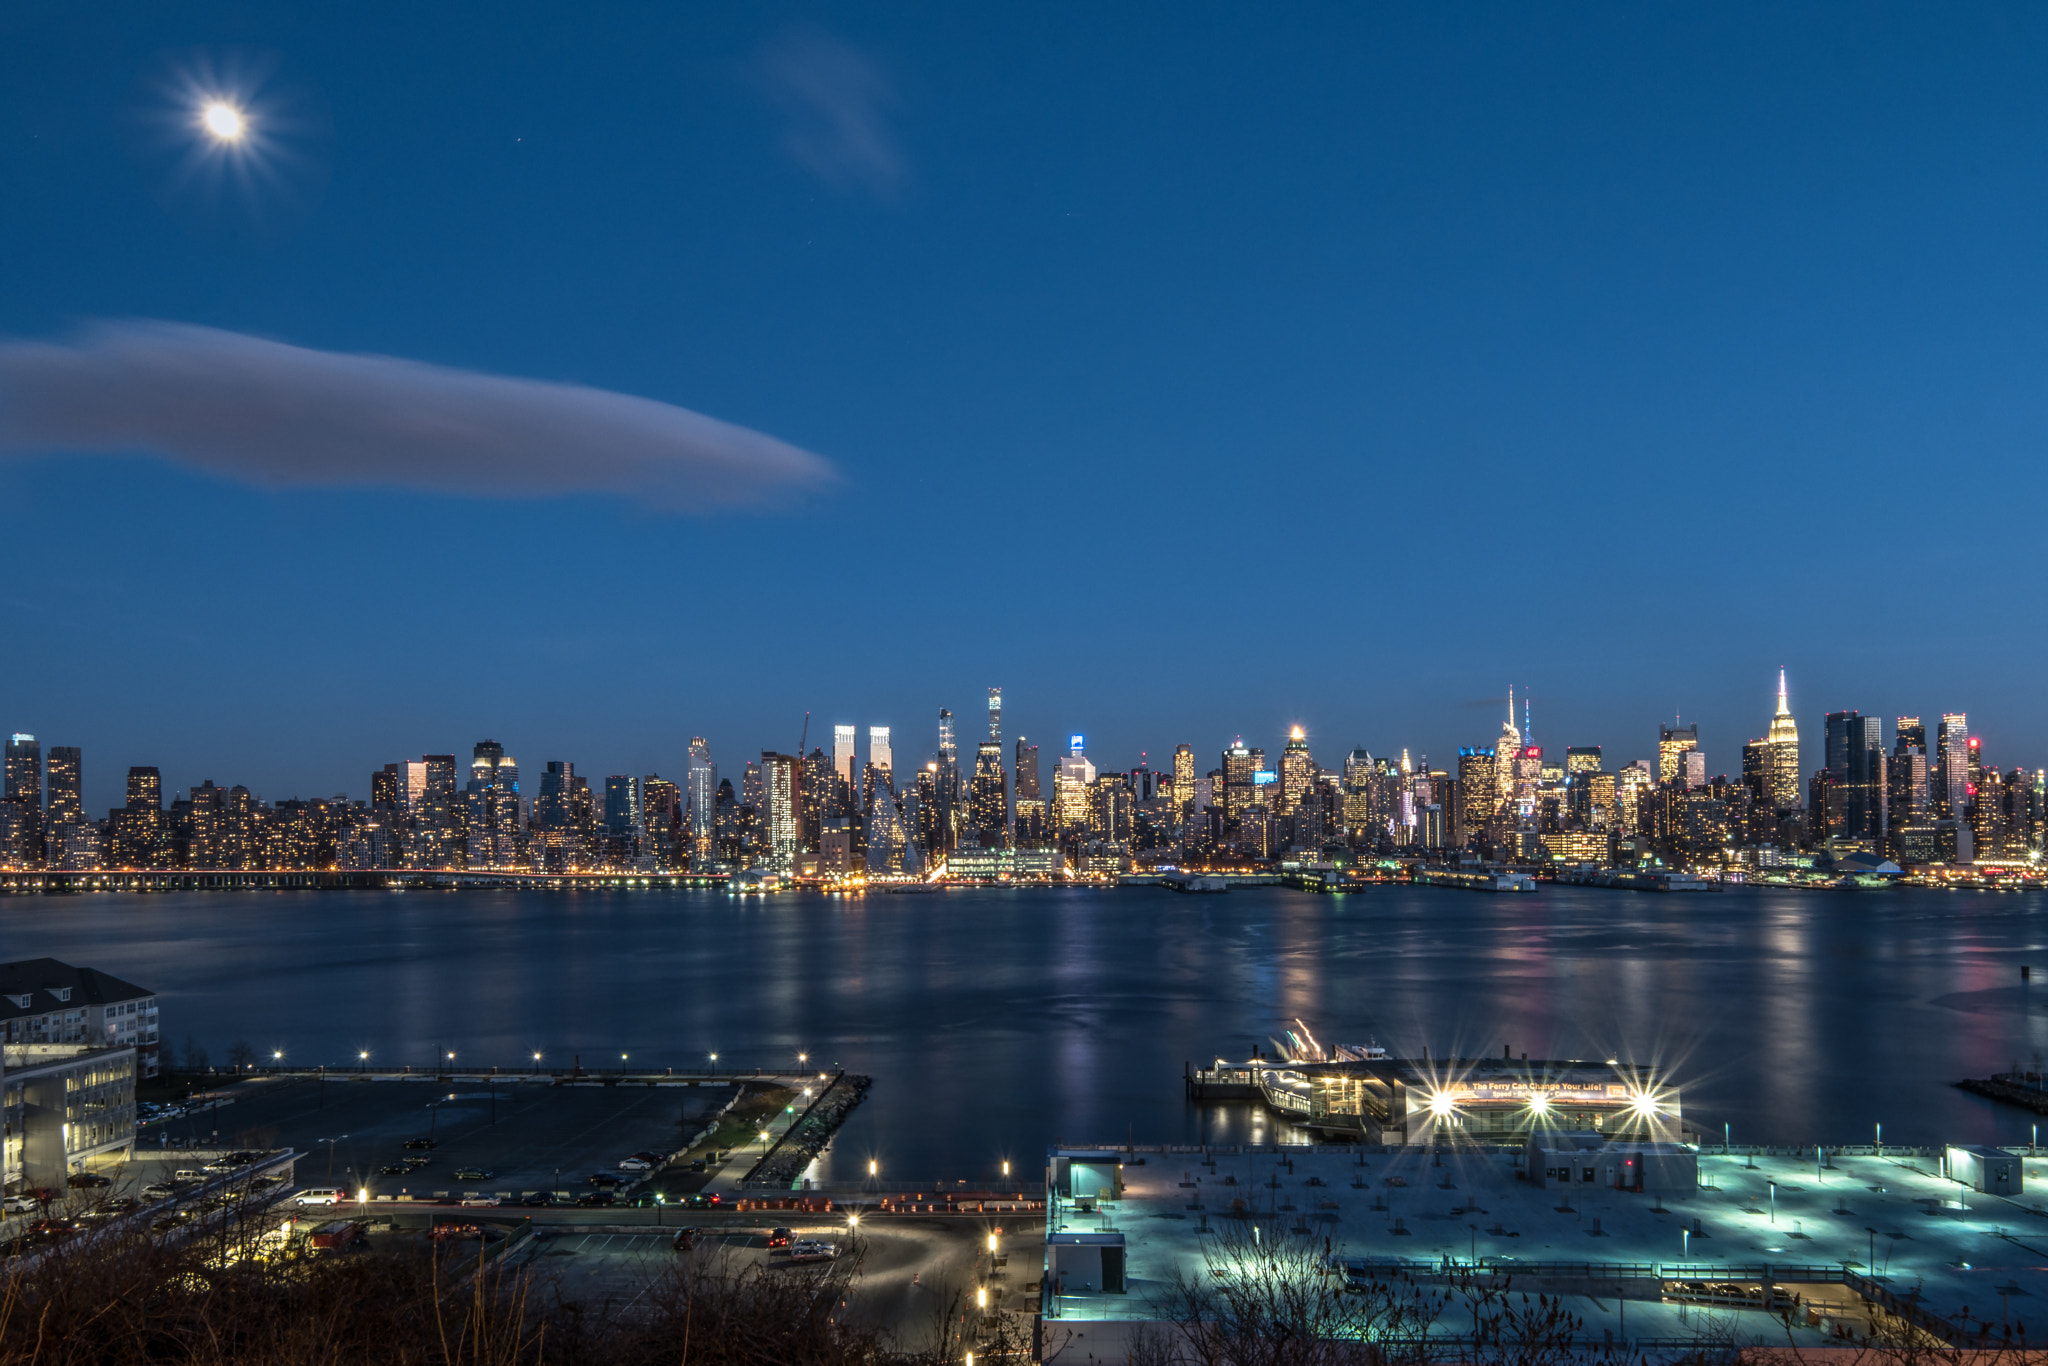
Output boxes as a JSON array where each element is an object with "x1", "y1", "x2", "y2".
[{"x1": 131, "y1": 1074, "x2": 740, "y2": 1201}]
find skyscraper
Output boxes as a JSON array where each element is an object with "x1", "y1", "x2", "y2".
[
  {"x1": 1172, "y1": 744, "x2": 1195, "y2": 819},
  {"x1": 1013, "y1": 737, "x2": 1044, "y2": 845},
  {"x1": 464, "y1": 741, "x2": 522, "y2": 870},
  {"x1": 987, "y1": 687, "x2": 1002, "y2": 748},
  {"x1": 868, "y1": 726, "x2": 892, "y2": 779},
  {"x1": 935, "y1": 710, "x2": 960, "y2": 850},
  {"x1": 1658, "y1": 722, "x2": 1699, "y2": 786},
  {"x1": 5, "y1": 734, "x2": 42, "y2": 868},
  {"x1": 686, "y1": 738, "x2": 716, "y2": 856},
  {"x1": 643, "y1": 776, "x2": 682, "y2": 869},
  {"x1": 1566, "y1": 746, "x2": 1603, "y2": 774},
  {"x1": 968, "y1": 739, "x2": 1007, "y2": 848},
  {"x1": 604, "y1": 774, "x2": 645, "y2": 865},
  {"x1": 1055, "y1": 737, "x2": 1096, "y2": 833},
  {"x1": 45, "y1": 746, "x2": 81, "y2": 830},
  {"x1": 833, "y1": 725, "x2": 857, "y2": 796},
  {"x1": 1222, "y1": 738, "x2": 1256, "y2": 819},
  {"x1": 1935, "y1": 714, "x2": 1970, "y2": 819},
  {"x1": 1823, "y1": 711, "x2": 1886, "y2": 848},
  {"x1": 1278, "y1": 726, "x2": 1314, "y2": 814},
  {"x1": 406, "y1": 755, "x2": 460, "y2": 869},
  {"x1": 1759, "y1": 670, "x2": 1801, "y2": 810},
  {"x1": 760, "y1": 752, "x2": 800, "y2": 875}
]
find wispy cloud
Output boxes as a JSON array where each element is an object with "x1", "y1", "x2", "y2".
[
  {"x1": 757, "y1": 26, "x2": 906, "y2": 199},
  {"x1": 0, "y1": 321, "x2": 838, "y2": 511}
]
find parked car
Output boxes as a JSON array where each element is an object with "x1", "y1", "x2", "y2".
[
  {"x1": 452, "y1": 1168, "x2": 493, "y2": 1182},
  {"x1": 141, "y1": 1183, "x2": 178, "y2": 1201},
  {"x1": 767, "y1": 1227, "x2": 792, "y2": 1249},
  {"x1": 628, "y1": 1150, "x2": 664, "y2": 1164},
  {"x1": 617, "y1": 1157, "x2": 655, "y2": 1172},
  {"x1": 173, "y1": 1169, "x2": 206, "y2": 1183},
  {"x1": 2, "y1": 1194, "x2": 39, "y2": 1214},
  {"x1": 575, "y1": 1191, "x2": 615, "y2": 1207},
  {"x1": 67, "y1": 1173, "x2": 112, "y2": 1189},
  {"x1": 458, "y1": 1194, "x2": 501, "y2": 1207},
  {"x1": 402, "y1": 1138, "x2": 438, "y2": 1151},
  {"x1": 679, "y1": 1193, "x2": 722, "y2": 1208},
  {"x1": 201, "y1": 1160, "x2": 235, "y2": 1174},
  {"x1": 586, "y1": 1172, "x2": 624, "y2": 1189},
  {"x1": 787, "y1": 1240, "x2": 838, "y2": 1263},
  {"x1": 294, "y1": 1188, "x2": 349, "y2": 1207},
  {"x1": 520, "y1": 1191, "x2": 555, "y2": 1207},
  {"x1": 689, "y1": 1158, "x2": 706, "y2": 1172}
]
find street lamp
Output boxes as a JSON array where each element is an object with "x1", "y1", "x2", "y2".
[
  {"x1": 318, "y1": 1134, "x2": 349, "y2": 1182},
  {"x1": 272, "y1": 1049, "x2": 283, "y2": 1068},
  {"x1": 709, "y1": 1052, "x2": 718, "y2": 1075},
  {"x1": 533, "y1": 1051, "x2": 542, "y2": 1073},
  {"x1": 359, "y1": 1050, "x2": 369, "y2": 1073},
  {"x1": 621, "y1": 1052, "x2": 629, "y2": 1073}
]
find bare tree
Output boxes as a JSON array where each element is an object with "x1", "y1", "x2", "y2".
[{"x1": 1152, "y1": 1217, "x2": 1445, "y2": 1366}]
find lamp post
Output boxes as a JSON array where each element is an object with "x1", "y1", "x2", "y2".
[
  {"x1": 533, "y1": 1051, "x2": 542, "y2": 1074},
  {"x1": 1769, "y1": 1181, "x2": 1776, "y2": 1223},
  {"x1": 319, "y1": 1134, "x2": 349, "y2": 1182},
  {"x1": 359, "y1": 1050, "x2": 369, "y2": 1074}
]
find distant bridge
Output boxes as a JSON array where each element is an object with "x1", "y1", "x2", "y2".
[{"x1": 0, "y1": 869, "x2": 732, "y2": 894}]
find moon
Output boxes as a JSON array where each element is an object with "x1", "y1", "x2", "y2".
[{"x1": 201, "y1": 101, "x2": 246, "y2": 142}]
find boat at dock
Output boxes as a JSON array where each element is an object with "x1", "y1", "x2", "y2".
[
  {"x1": 1412, "y1": 868, "x2": 1537, "y2": 893},
  {"x1": 1554, "y1": 867, "x2": 1722, "y2": 892}
]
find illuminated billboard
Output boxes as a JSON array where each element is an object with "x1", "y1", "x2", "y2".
[{"x1": 1253, "y1": 770, "x2": 1278, "y2": 785}]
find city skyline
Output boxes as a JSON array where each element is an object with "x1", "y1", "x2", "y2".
[
  {"x1": 3, "y1": 669, "x2": 2035, "y2": 820},
  {"x1": 1, "y1": 669, "x2": 2038, "y2": 880}
]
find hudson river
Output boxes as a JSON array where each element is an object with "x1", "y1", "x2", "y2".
[{"x1": 13, "y1": 883, "x2": 2048, "y2": 1178}]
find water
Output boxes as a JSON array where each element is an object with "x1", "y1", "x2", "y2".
[{"x1": 11, "y1": 883, "x2": 2048, "y2": 1178}]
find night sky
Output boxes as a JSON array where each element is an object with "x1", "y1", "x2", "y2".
[{"x1": 4, "y1": 4, "x2": 2047, "y2": 813}]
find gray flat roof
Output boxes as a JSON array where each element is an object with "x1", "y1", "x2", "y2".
[{"x1": 1041, "y1": 1142, "x2": 2048, "y2": 1347}]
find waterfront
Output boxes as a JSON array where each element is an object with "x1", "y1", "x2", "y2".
[{"x1": 11, "y1": 883, "x2": 2048, "y2": 1177}]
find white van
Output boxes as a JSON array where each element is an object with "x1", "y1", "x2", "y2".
[
  {"x1": 294, "y1": 1188, "x2": 349, "y2": 1207},
  {"x1": 174, "y1": 1169, "x2": 205, "y2": 1183}
]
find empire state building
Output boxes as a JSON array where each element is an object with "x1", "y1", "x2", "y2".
[{"x1": 1762, "y1": 669, "x2": 1801, "y2": 810}]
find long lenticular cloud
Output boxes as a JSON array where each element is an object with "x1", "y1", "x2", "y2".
[{"x1": 0, "y1": 321, "x2": 838, "y2": 510}]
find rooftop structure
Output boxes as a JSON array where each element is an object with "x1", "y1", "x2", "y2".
[{"x1": 1040, "y1": 1139, "x2": 2048, "y2": 1353}]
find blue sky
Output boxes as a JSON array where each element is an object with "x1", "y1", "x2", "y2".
[{"x1": 3, "y1": 3, "x2": 2046, "y2": 812}]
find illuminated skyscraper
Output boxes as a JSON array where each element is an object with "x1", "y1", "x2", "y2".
[
  {"x1": 1278, "y1": 727, "x2": 1314, "y2": 814},
  {"x1": 760, "y1": 752, "x2": 800, "y2": 875},
  {"x1": 466, "y1": 740, "x2": 522, "y2": 870},
  {"x1": 1762, "y1": 671, "x2": 1801, "y2": 810},
  {"x1": 1935, "y1": 714, "x2": 1970, "y2": 818},
  {"x1": 968, "y1": 739, "x2": 1007, "y2": 847},
  {"x1": 686, "y1": 738, "x2": 716, "y2": 858},
  {"x1": 1497, "y1": 692, "x2": 1522, "y2": 816},
  {"x1": 1056, "y1": 737, "x2": 1096, "y2": 832},
  {"x1": 5, "y1": 734, "x2": 42, "y2": 867},
  {"x1": 801, "y1": 746, "x2": 833, "y2": 850},
  {"x1": 1013, "y1": 738, "x2": 1044, "y2": 845},
  {"x1": 987, "y1": 687, "x2": 1002, "y2": 747},
  {"x1": 407, "y1": 755, "x2": 460, "y2": 869},
  {"x1": 1456, "y1": 748, "x2": 1497, "y2": 846},
  {"x1": 643, "y1": 776, "x2": 682, "y2": 869},
  {"x1": 605, "y1": 774, "x2": 645, "y2": 865},
  {"x1": 1172, "y1": 745, "x2": 1195, "y2": 818},
  {"x1": 1566, "y1": 747, "x2": 1603, "y2": 774},
  {"x1": 1222, "y1": 738, "x2": 1256, "y2": 818},
  {"x1": 834, "y1": 725, "x2": 857, "y2": 796},
  {"x1": 1658, "y1": 723, "x2": 1699, "y2": 786},
  {"x1": 868, "y1": 726, "x2": 892, "y2": 779},
  {"x1": 935, "y1": 710, "x2": 960, "y2": 850},
  {"x1": 45, "y1": 746, "x2": 81, "y2": 829}
]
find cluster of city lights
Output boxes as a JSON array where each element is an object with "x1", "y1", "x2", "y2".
[{"x1": 1424, "y1": 1087, "x2": 1666, "y2": 1120}]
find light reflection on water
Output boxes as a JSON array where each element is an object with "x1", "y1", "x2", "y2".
[{"x1": 10, "y1": 883, "x2": 2048, "y2": 1178}]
